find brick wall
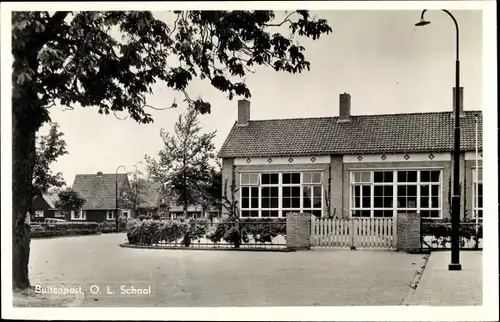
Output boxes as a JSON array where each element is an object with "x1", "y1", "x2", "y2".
[
  {"x1": 329, "y1": 156, "x2": 344, "y2": 218},
  {"x1": 221, "y1": 158, "x2": 235, "y2": 217},
  {"x1": 396, "y1": 212, "x2": 421, "y2": 251},
  {"x1": 286, "y1": 212, "x2": 311, "y2": 250}
]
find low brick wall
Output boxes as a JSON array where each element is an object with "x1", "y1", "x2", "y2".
[
  {"x1": 286, "y1": 212, "x2": 311, "y2": 250},
  {"x1": 396, "y1": 212, "x2": 421, "y2": 251}
]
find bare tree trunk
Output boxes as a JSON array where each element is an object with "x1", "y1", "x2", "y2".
[{"x1": 12, "y1": 105, "x2": 37, "y2": 290}]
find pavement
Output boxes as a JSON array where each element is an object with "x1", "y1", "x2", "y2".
[
  {"x1": 13, "y1": 285, "x2": 85, "y2": 307},
  {"x1": 405, "y1": 251, "x2": 482, "y2": 306},
  {"x1": 15, "y1": 233, "x2": 428, "y2": 307}
]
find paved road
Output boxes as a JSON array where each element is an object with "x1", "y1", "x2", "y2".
[
  {"x1": 28, "y1": 233, "x2": 426, "y2": 306},
  {"x1": 406, "y1": 251, "x2": 482, "y2": 306}
]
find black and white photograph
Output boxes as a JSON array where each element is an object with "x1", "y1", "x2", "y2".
[{"x1": 1, "y1": 1, "x2": 498, "y2": 321}]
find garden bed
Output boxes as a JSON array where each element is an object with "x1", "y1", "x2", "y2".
[{"x1": 125, "y1": 218, "x2": 287, "y2": 249}]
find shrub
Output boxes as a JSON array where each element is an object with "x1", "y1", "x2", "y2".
[
  {"x1": 240, "y1": 218, "x2": 286, "y2": 243},
  {"x1": 30, "y1": 222, "x2": 100, "y2": 238},
  {"x1": 152, "y1": 214, "x2": 160, "y2": 220},
  {"x1": 421, "y1": 219, "x2": 482, "y2": 248}
]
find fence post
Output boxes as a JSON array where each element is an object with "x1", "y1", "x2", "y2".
[
  {"x1": 286, "y1": 212, "x2": 311, "y2": 250},
  {"x1": 396, "y1": 212, "x2": 420, "y2": 252},
  {"x1": 392, "y1": 214, "x2": 398, "y2": 249}
]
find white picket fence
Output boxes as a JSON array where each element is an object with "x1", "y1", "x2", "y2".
[{"x1": 311, "y1": 217, "x2": 397, "y2": 249}]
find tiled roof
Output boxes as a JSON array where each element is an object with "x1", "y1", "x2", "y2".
[
  {"x1": 219, "y1": 111, "x2": 483, "y2": 157},
  {"x1": 72, "y1": 173, "x2": 129, "y2": 210}
]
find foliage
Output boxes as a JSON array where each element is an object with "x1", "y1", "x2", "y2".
[
  {"x1": 145, "y1": 108, "x2": 217, "y2": 217},
  {"x1": 124, "y1": 165, "x2": 150, "y2": 211},
  {"x1": 125, "y1": 218, "x2": 286, "y2": 248},
  {"x1": 11, "y1": 9, "x2": 331, "y2": 289},
  {"x1": 98, "y1": 215, "x2": 128, "y2": 233},
  {"x1": 421, "y1": 219, "x2": 482, "y2": 249},
  {"x1": 241, "y1": 219, "x2": 286, "y2": 243},
  {"x1": 127, "y1": 219, "x2": 187, "y2": 245},
  {"x1": 12, "y1": 11, "x2": 331, "y2": 124},
  {"x1": 32, "y1": 123, "x2": 68, "y2": 198},
  {"x1": 53, "y1": 187, "x2": 86, "y2": 215},
  {"x1": 30, "y1": 221, "x2": 100, "y2": 238},
  {"x1": 218, "y1": 165, "x2": 239, "y2": 220}
]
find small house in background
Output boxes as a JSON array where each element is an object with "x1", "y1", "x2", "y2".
[
  {"x1": 136, "y1": 182, "x2": 219, "y2": 219},
  {"x1": 71, "y1": 171, "x2": 133, "y2": 222},
  {"x1": 30, "y1": 194, "x2": 64, "y2": 222},
  {"x1": 135, "y1": 182, "x2": 168, "y2": 218}
]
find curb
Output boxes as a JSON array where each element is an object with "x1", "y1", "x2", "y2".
[
  {"x1": 119, "y1": 243, "x2": 294, "y2": 252},
  {"x1": 401, "y1": 253, "x2": 431, "y2": 305}
]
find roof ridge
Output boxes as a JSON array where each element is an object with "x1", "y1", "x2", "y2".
[{"x1": 246, "y1": 110, "x2": 482, "y2": 123}]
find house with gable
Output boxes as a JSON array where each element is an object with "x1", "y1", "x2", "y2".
[
  {"x1": 71, "y1": 171, "x2": 133, "y2": 222},
  {"x1": 218, "y1": 91, "x2": 483, "y2": 221},
  {"x1": 30, "y1": 194, "x2": 64, "y2": 223}
]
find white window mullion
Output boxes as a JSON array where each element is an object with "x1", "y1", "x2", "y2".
[
  {"x1": 416, "y1": 170, "x2": 421, "y2": 215},
  {"x1": 393, "y1": 170, "x2": 397, "y2": 217},
  {"x1": 370, "y1": 182, "x2": 374, "y2": 218},
  {"x1": 279, "y1": 173, "x2": 283, "y2": 218}
]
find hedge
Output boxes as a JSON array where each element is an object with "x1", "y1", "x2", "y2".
[
  {"x1": 98, "y1": 216, "x2": 128, "y2": 233},
  {"x1": 126, "y1": 218, "x2": 287, "y2": 248},
  {"x1": 421, "y1": 218, "x2": 482, "y2": 248},
  {"x1": 30, "y1": 221, "x2": 100, "y2": 238}
]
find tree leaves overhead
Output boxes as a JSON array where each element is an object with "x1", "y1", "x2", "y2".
[
  {"x1": 32, "y1": 123, "x2": 68, "y2": 197},
  {"x1": 12, "y1": 10, "x2": 332, "y2": 126}
]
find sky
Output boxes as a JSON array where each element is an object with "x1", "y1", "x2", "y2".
[{"x1": 37, "y1": 9, "x2": 483, "y2": 185}]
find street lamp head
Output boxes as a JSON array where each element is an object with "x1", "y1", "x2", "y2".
[{"x1": 415, "y1": 19, "x2": 431, "y2": 27}]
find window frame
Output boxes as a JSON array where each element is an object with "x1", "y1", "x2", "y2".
[
  {"x1": 106, "y1": 210, "x2": 115, "y2": 220},
  {"x1": 472, "y1": 167, "x2": 483, "y2": 219},
  {"x1": 72, "y1": 209, "x2": 87, "y2": 221},
  {"x1": 34, "y1": 210, "x2": 44, "y2": 218},
  {"x1": 349, "y1": 169, "x2": 443, "y2": 219},
  {"x1": 239, "y1": 171, "x2": 324, "y2": 218}
]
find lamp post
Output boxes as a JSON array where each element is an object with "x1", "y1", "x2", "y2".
[
  {"x1": 415, "y1": 9, "x2": 462, "y2": 271},
  {"x1": 116, "y1": 165, "x2": 126, "y2": 232}
]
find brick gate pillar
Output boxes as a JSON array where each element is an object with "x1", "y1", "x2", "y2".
[
  {"x1": 286, "y1": 212, "x2": 311, "y2": 250},
  {"x1": 396, "y1": 212, "x2": 421, "y2": 252}
]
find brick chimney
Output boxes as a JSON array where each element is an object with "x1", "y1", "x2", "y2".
[
  {"x1": 452, "y1": 87, "x2": 465, "y2": 118},
  {"x1": 338, "y1": 92, "x2": 351, "y2": 122},
  {"x1": 238, "y1": 99, "x2": 250, "y2": 126},
  {"x1": 96, "y1": 171, "x2": 103, "y2": 177}
]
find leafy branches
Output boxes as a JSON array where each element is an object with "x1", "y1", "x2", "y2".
[
  {"x1": 32, "y1": 123, "x2": 68, "y2": 197},
  {"x1": 53, "y1": 187, "x2": 86, "y2": 216},
  {"x1": 12, "y1": 10, "x2": 332, "y2": 127},
  {"x1": 145, "y1": 108, "x2": 217, "y2": 217}
]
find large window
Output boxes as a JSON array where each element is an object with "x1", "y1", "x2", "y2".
[
  {"x1": 472, "y1": 167, "x2": 483, "y2": 219},
  {"x1": 240, "y1": 172, "x2": 323, "y2": 218},
  {"x1": 350, "y1": 169, "x2": 442, "y2": 219}
]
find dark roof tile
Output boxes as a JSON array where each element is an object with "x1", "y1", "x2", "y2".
[
  {"x1": 72, "y1": 173, "x2": 128, "y2": 210},
  {"x1": 219, "y1": 111, "x2": 483, "y2": 157}
]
